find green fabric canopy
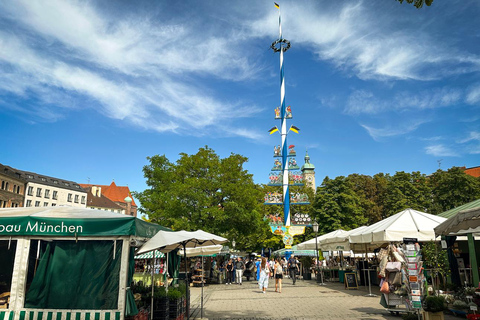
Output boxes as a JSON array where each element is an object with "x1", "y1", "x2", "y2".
[{"x1": 0, "y1": 207, "x2": 170, "y2": 237}]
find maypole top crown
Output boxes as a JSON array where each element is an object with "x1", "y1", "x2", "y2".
[{"x1": 270, "y1": 38, "x2": 291, "y2": 52}]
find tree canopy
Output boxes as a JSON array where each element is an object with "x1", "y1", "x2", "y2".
[{"x1": 133, "y1": 147, "x2": 264, "y2": 249}]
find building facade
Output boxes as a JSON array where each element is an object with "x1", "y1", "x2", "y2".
[
  {"x1": 80, "y1": 181, "x2": 137, "y2": 216},
  {"x1": 19, "y1": 170, "x2": 86, "y2": 208},
  {"x1": 0, "y1": 164, "x2": 26, "y2": 208}
]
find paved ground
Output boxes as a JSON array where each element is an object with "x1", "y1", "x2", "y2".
[{"x1": 189, "y1": 278, "x2": 461, "y2": 320}]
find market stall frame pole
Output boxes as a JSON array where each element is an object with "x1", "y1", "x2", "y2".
[{"x1": 313, "y1": 221, "x2": 325, "y2": 285}]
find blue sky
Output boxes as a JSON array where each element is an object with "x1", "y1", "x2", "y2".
[{"x1": 0, "y1": 0, "x2": 479, "y2": 201}]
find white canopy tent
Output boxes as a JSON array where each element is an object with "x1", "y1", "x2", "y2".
[
  {"x1": 296, "y1": 229, "x2": 347, "y2": 250},
  {"x1": 318, "y1": 226, "x2": 369, "y2": 252},
  {"x1": 137, "y1": 230, "x2": 227, "y2": 319},
  {"x1": 349, "y1": 208, "x2": 446, "y2": 250}
]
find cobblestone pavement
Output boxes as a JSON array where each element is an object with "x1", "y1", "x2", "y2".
[{"x1": 189, "y1": 278, "x2": 460, "y2": 320}]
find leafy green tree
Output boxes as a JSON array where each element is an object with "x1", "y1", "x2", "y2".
[
  {"x1": 429, "y1": 167, "x2": 480, "y2": 214},
  {"x1": 346, "y1": 174, "x2": 387, "y2": 224},
  {"x1": 312, "y1": 176, "x2": 367, "y2": 234},
  {"x1": 133, "y1": 147, "x2": 264, "y2": 250},
  {"x1": 384, "y1": 171, "x2": 432, "y2": 217},
  {"x1": 396, "y1": 0, "x2": 433, "y2": 9}
]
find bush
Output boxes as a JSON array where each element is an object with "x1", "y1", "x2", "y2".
[
  {"x1": 402, "y1": 312, "x2": 418, "y2": 320},
  {"x1": 423, "y1": 295, "x2": 446, "y2": 313},
  {"x1": 167, "y1": 288, "x2": 182, "y2": 300}
]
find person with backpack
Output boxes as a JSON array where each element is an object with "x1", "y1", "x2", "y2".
[{"x1": 287, "y1": 254, "x2": 299, "y2": 285}]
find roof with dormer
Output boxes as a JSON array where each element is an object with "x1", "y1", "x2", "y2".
[{"x1": 79, "y1": 181, "x2": 137, "y2": 206}]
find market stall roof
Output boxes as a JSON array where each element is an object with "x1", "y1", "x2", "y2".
[
  {"x1": 296, "y1": 229, "x2": 347, "y2": 250},
  {"x1": 137, "y1": 229, "x2": 228, "y2": 254},
  {"x1": 349, "y1": 208, "x2": 446, "y2": 245},
  {"x1": 438, "y1": 198, "x2": 480, "y2": 219},
  {"x1": 0, "y1": 206, "x2": 169, "y2": 237},
  {"x1": 318, "y1": 226, "x2": 369, "y2": 251},
  {"x1": 435, "y1": 207, "x2": 480, "y2": 236},
  {"x1": 273, "y1": 245, "x2": 316, "y2": 257},
  {"x1": 135, "y1": 251, "x2": 165, "y2": 259},
  {"x1": 178, "y1": 245, "x2": 223, "y2": 257}
]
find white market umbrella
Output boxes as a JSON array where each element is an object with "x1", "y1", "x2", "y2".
[
  {"x1": 178, "y1": 244, "x2": 223, "y2": 257},
  {"x1": 349, "y1": 208, "x2": 446, "y2": 248},
  {"x1": 137, "y1": 229, "x2": 227, "y2": 319},
  {"x1": 296, "y1": 229, "x2": 347, "y2": 250}
]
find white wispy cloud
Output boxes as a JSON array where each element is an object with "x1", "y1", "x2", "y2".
[
  {"x1": 345, "y1": 88, "x2": 463, "y2": 115},
  {"x1": 250, "y1": 2, "x2": 480, "y2": 81},
  {"x1": 425, "y1": 145, "x2": 459, "y2": 157},
  {"x1": 0, "y1": 0, "x2": 264, "y2": 139},
  {"x1": 361, "y1": 121, "x2": 425, "y2": 141}
]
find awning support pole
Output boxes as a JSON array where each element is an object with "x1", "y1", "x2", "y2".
[{"x1": 468, "y1": 233, "x2": 479, "y2": 286}]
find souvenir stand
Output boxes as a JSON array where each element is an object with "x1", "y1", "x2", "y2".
[
  {"x1": 0, "y1": 207, "x2": 169, "y2": 320},
  {"x1": 377, "y1": 241, "x2": 424, "y2": 317}
]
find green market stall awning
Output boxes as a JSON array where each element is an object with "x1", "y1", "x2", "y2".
[
  {"x1": 0, "y1": 206, "x2": 170, "y2": 237},
  {"x1": 273, "y1": 245, "x2": 317, "y2": 257},
  {"x1": 438, "y1": 198, "x2": 480, "y2": 219},
  {"x1": 135, "y1": 251, "x2": 165, "y2": 259}
]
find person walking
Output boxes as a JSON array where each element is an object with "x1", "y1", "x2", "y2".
[
  {"x1": 287, "y1": 254, "x2": 299, "y2": 285},
  {"x1": 235, "y1": 257, "x2": 245, "y2": 285},
  {"x1": 258, "y1": 257, "x2": 270, "y2": 294},
  {"x1": 255, "y1": 257, "x2": 261, "y2": 282},
  {"x1": 226, "y1": 259, "x2": 234, "y2": 285},
  {"x1": 274, "y1": 258, "x2": 283, "y2": 293}
]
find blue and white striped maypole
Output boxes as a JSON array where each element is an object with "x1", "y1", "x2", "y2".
[{"x1": 272, "y1": 2, "x2": 292, "y2": 227}]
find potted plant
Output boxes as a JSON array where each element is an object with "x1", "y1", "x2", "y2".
[{"x1": 422, "y1": 295, "x2": 446, "y2": 320}]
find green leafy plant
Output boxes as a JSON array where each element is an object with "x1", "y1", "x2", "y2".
[
  {"x1": 452, "y1": 300, "x2": 469, "y2": 310},
  {"x1": 423, "y1": 295, "x2": 446, "y2": 313},
  {"x1": 402, "y1": 312, "x2": 419, "y2": 320},
  {"x1": 422, "y1": 241, "x2": 449, "y2": 289},
  {"x1": 167, "y1": 288, "x2": 182, "y2": 300}
]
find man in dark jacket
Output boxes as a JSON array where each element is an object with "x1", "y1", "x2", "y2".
[{"x1": 287, "y1": 254, "x2": 299, "y2": 285}]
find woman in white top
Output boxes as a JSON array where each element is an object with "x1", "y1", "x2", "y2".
[
  {"x1": 274, "y1": 258, "x2": 283, "y2": 293},
  {"x1": 258, "y1": 257, "x2": 270, "y2": 293}
]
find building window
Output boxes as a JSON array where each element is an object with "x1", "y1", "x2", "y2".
[
  {"x1": 35, "y1": 201, "x2": 40, "y2": 207},
  {"x1": 67, "y1": 193, "x2": 72, "y2": 202},
  {"x1": 52, "y1": 203, "x2": 56, "y2": 206},
  {"x1": 45, "y1": 189, "x2": 50, "y2": 198},
  {"x1": 81, "y1": 196, "x2": 86, "y2": 204},
  {"x1": 26, "y1": 200, "x2": 32, "y2": 207},
  {"x1": 36, "y1": 188, "x2": 42, "y2": 197},
  {"x1": 53, "y1": 180, "x2": 58, "y2": 184},
  {"x1": 28, "y1": 186, "x2": 34, "y2": 196},
  {"x1": 43, "y1": 202, "x2": 48, "y2": 207},
  {"x1": 1, "y1": 181, "x2": 4, "y2": 189},
  {"x1": 74, "y1": 195, "x2": 79, "y2": 203},
  {"x1": 52, "y1": 191, "x2": 58, "y2": 200},
  {"x1": 16, "y1": 185, "x2": 21, "y2": 194},
  {"x1": 41, "y1": 177, "x2": 46, "y2": 182}
]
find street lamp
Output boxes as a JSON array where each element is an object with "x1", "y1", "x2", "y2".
[
  {"x1": 232, "y1": 239, "x2": 236, "y2": 250},
  {"x1": 312, "y1": 221, "x2": 325, "y2": 285}
]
